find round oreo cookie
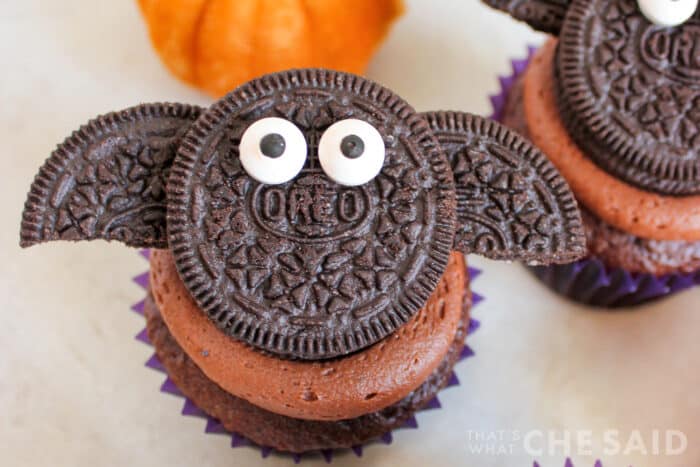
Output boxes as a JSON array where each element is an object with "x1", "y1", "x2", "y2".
[
  {"x1": 167, "y1": 69, "x2": 456, "y2": 360},
  {"x1": 557, "y1": 0, "x2": 700, "y2": 195}
]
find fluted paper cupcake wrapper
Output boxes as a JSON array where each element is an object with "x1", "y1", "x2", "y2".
[
  {"x1": 490, "y1": 47, "x2": 700, "y2": 308},
  {"x1": 533, "y1": 460, "x2": 605, "y2": 467},
  {"x1": 132, "y1": 249, "x2": 483, "y2": 462},
  {"x1": 529, "y1": 259, "x2": 700, "y2": 308}
]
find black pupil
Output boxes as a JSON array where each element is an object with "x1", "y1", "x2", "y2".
[
  {"x1": 340, "y1": 135, "x2": 365, "y2": 159},
  {"x1": 260, "y1": 133, "x2": 286, "y2": 158}
]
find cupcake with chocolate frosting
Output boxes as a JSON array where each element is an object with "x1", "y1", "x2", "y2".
[{"x1": 20, "y1": 69, "x2": 585, "y2": 452}]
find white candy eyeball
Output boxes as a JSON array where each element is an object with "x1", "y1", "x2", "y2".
[
  {"x1": 318, "y1": 119, "x2": 385, "y2": 186},
  {"x1": 239, "y1": 117, "x2": 307, "y2": 184},
  {"x1": 638, "y1": 0, "x2": 697, "y2": 27}
]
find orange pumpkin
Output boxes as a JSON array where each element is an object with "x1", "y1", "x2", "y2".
[{"x1": 137, "y1": 0, "x2": 404, "y2": 97}]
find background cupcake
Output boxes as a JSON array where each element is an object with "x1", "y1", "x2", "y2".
[{"x1": 484, "y1": 0, "x2": 700, "y2": 307}]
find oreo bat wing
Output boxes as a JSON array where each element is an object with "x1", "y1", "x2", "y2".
[
  {"x1": 20, "y1": 103, "x2": 201, "y2": 249},
  {"x1": 482, "y1": 0, "x2": 571, "y2": 34},
  {"x1": 421, "y1": 111, "x2": 586, "y2": 265}
]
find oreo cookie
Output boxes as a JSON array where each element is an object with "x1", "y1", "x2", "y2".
[
  {"x1": 483, "y1": 0, "x2": 700, "y2": 195},
  {"x1": 482, "y1": 0, "x2": 571, "y2": 34},
  {"x1": 557, "y1": 0, "x2": 700, "y2": 195},
  {"x1": 422, "y1": 111, "x2": 585, "y2": 265},
  {"x1": 167, "y1": 69, "x2": 457, "y2": 360},
  {"x1": 20, "y1": 103, "x2": 201, "y2": 248}
]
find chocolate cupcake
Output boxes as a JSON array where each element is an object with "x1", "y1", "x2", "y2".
[
  {"x1": 20, "y1": 69, "x2": 585, "y2": 453},
  {"x1": 484, "y1": 0, "x2": 700, "y2": 307}
]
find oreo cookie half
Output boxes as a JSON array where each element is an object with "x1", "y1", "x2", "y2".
[
  {"x1": 167, "y1": 69, "x2": 456, "y2": 360},
  {"x1": 557, "y1": 0, "x2": 700, "y2": 195},
  {"x1": 422, "y1": 111, "x2": 586, "y2": 265},
  {"x1": 20, "y1": 103, "x2": 201, "y2": 248},
  {"x1": 482, "y1": 0, "x2": 572, "y2": 34}
]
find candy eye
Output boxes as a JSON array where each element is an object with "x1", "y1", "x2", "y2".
[
  {"x1": 318, "y1": 119, "x2": 385, "y2": 186},
  {"x1": 637, "y1": 0, "x2": 697, "y2": 26},
  {"x1": 239, "y1": 117, "x2": 307, "y2": 184}
]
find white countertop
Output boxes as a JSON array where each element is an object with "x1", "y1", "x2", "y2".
[{"x1": 2, "y1": 1, "x2": 699, "y2": 466}]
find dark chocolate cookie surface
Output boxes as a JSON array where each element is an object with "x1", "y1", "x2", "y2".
[
  {"x1": 483, "y1": 0, "x2": 571, "y2": 34},
  {"x1": 557, "y1": 0, "x2": 700, "y2": 195},
  {"x1": 167, "y1": 69, "x2": 456, "y2": 360},
  {"x1": 422, "y1": 111, "x2": 586, "y2": 265},
  {"x1": 21, "y1": 103, "x2": 201, "y2": 248}
]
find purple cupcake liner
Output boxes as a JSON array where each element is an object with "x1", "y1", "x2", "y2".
[
  {"x1": 132, "y1": 249, "x2": 484, "y2": 463},
  {"x1": 491, "y1": 47, "x2": 700, "y2": 308},
  {"x1": 529, "y1": 259, "x2": 700, "y2": 308},
  {"x1": 533, "y1": 460, "x2": 605, "y2": 467},
  {"x1": 489, "y1": 45, "x2": 538, "y2": 122}
]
